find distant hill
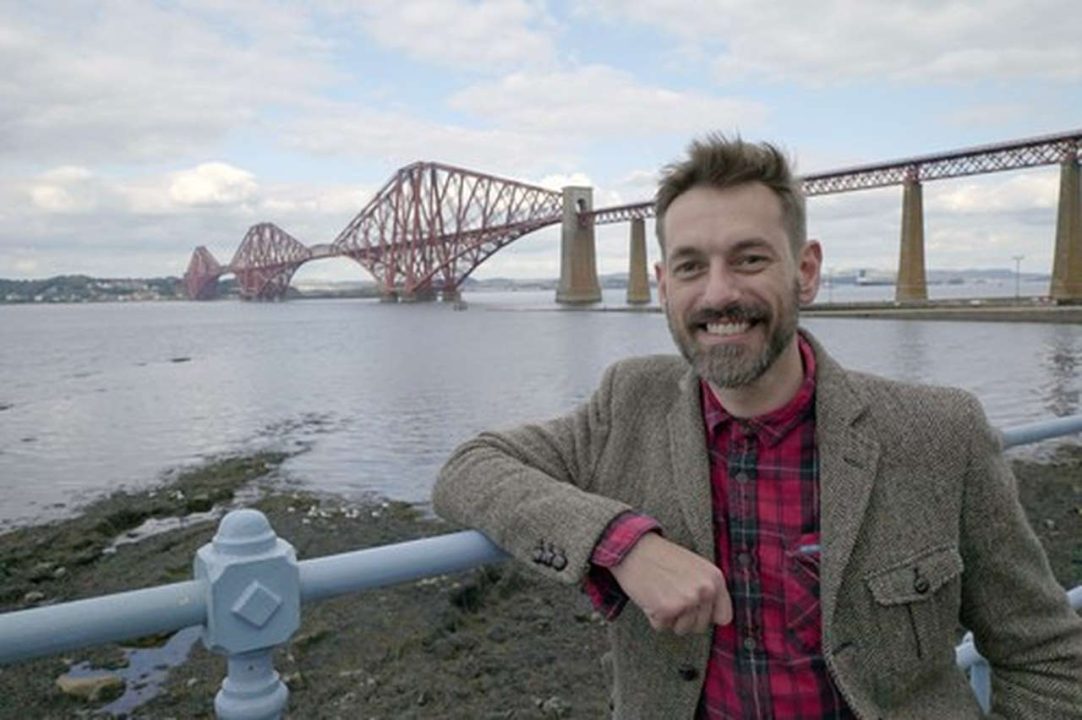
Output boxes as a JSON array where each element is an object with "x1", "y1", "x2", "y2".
[{"x1": 0, "y1": 275, "x2": 183, "y2": 304}]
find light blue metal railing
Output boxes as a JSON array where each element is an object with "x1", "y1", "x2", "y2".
[{"x1": 2, "y1": 415, "x2": 1082, "y2": 718}]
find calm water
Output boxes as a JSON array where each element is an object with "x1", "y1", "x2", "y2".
[{"x1": 1, "y1": 280, "x2": 1079, "y2": 531}]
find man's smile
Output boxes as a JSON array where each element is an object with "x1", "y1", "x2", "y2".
[{"x1": 698, "y1": 320, "x2": 755, "y2": 344}]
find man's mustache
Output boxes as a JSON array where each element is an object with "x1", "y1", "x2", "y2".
[{"x1": 687, "y1": 303, "x2": 769, "y2": 327}]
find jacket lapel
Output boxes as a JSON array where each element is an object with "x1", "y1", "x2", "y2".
[
  {"x1": 809, "y1": 334, "x2": 881, "y2": 635},
  {"x1": 667, "y1": 368, "x2": 716, "y2": 562}
]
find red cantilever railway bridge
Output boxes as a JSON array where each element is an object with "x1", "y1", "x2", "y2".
[{"x1": 184, "y1": 129, "x2": 1082, "y2": 303}]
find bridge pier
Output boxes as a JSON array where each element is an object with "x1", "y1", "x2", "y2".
[
  {"x1": 556, "y1": 187, "x2": 601, "y2": 304},
  {"x1": 379, "y1": 291, "x2": 398, "y2": 303},
  {"x1": 627, "y1": 218, "x2": 651, "y2": 304},
  {"x1": 441, "y1": 287, "x2": 461, "y2": 303},
  {"x1": 1051, "y1": 155, "x2": 1082, "y2": 302},
  {"x1": 896, "y1": 176, "x2": 928, "y2": 302}
]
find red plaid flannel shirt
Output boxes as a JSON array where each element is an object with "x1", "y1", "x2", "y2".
[{"x1": 585, "y1": 337, "x2": 855, "y2": 718}]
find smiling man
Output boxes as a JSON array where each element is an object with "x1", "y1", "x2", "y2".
[{"x1": 433, "y1": 135, "x2": 1082, "y2": 719}]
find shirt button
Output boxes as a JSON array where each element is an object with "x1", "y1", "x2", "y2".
[
  {"x1": 737, "y1": 552, "x2": 752, "y2": 568},
  {"x1": 733, "y1": 471, "x2": 749, "y2": 483},
  {"x1": 743, "y1": 637, "x2": 757, "y2": 652}
]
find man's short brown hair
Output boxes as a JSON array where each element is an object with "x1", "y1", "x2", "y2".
[{"x1": 655, "y1": 134, "x2": 806, "y2": 258}]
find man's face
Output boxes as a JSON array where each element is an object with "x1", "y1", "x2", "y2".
[{"x1": 657, "y1": 182, "x2": 821, "y2": 388}]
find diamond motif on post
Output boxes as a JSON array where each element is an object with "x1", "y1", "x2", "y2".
[{"x1": 232, "y1": 581, "x2": 283, "y2": 628}]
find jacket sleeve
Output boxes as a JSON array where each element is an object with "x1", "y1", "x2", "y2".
[
  {"x1": 432, "y1": 361, "x2": 636, "y2": 585},
  {"x1": 957, "y1": 395, "x2": 1082, "y2": 718}
]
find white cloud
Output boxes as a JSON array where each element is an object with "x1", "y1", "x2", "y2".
[
  {"x1": 585, "y1": 0, "x2": 1082, "y2": 85},
  {"x1": 0, "y1": 2, "x2": 336, "y2": 165},
  {"x1": 928, "y1": 173, "x2": 1059, "y2": 214},
  {"x1": 28, "y1": 167, "x2": 104, "y2": 213},
  {"x1": 451, "y1": 66, "x2": 766, "y2": 136},
  {"x1": 169, "y1": 163, "x2": 260, "y2": 208},
  {"x1": 13, "y1": 257, "x2": 39, "y2": 274},
  {"x1": 350, "y1": 0, "x2": 556, "y2": 71},
  {"x1": 535, "y1": 172, "x2": 593, "y2": 191},
  {"x1": 279, "y1": 103, "x2": 578, "y2": 177}
]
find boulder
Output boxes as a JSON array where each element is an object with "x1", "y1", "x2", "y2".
[{"x1": 56, "y1": 672, "x2": 125, "y2": 703}]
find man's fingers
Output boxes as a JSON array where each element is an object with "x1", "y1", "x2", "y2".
[
  {"x1": 691, "y1": 594, "x2": 714, "y2": 634},
  {"x1": 671, "y1": 609, "x2": 698, "y2": 636}
]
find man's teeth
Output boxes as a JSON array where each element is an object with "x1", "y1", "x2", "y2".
[{"x1": 705, "y1": 321, "x2": 749, "y2": 336}]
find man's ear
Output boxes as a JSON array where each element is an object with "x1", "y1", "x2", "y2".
[
  {"x1": 797, "y1": 240, "x2": 822, "y2": 305},
  {"x1": 655, "y1": 261, "x2": 667, "y2": 306}
]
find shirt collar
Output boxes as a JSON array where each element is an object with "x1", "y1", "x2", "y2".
[{"x1": 701, "y1": 332, "x2": 817, "y2": 448}]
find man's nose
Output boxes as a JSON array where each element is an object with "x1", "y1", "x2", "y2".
[{"x1": 700, "y1": 261, "x2": 740, "y2": 308}]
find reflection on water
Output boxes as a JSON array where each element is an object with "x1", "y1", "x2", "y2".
[
  {"x1": 892, "y1": 321, "x2": 931, "y2": 385},
  {"x1": 1, "y1": 289, "x2": 1081, "y2": 529},
  {"x1": 1042, "y1": 325, "x2": 1081, "y2": 418}
]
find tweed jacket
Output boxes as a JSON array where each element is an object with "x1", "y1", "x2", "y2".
[{"x1": 433, "y1": 335, "x2": 1082, "y2": 719}]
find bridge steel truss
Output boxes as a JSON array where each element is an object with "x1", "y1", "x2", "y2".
[
  {"x1": 183, "y1": 164, "x2": 564, "y2": 301},
  {"x1": 587, "y1": 129, "x2": 1082, "y2": 225},
  {"x1": 183, "y1": 128, "x2": 1082, "y2": 302},
  {"x1": 230, "y1": 223, "x2": 313, "y2": 300},
  {"x1": 184, "y1": 246, "x2": 224, "y2": 301},
  {"x1": 332, "y1": 162, "x2": 563, "y2": 300}
]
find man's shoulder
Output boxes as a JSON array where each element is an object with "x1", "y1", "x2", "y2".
[
  {"x1": 834, "y1": 366, "x2": 986, "y2": 438},
  {"x1": 843, "y1": 368, "x2": 977, "y2": 408},
  {"x1": 600, "y1": 354, "x2": 691, "y2": 404},
  {"x1": 806, "y1": 330, "x2": 982, "y2": 424}
]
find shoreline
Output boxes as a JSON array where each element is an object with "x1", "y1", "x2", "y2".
[
  {"x1": 1, "y1": 448, "x2": 1080, "y2": 718},
  {"x1": 491, "y1": 296, "x2": 1082, "y2": 323}
]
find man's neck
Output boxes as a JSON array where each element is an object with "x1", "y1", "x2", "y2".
[{"x1": 707, "y1": 337, "x2": 805, "y2": 419}]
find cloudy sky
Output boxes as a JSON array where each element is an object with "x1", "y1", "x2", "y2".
[{"x1": 2, "y1": 0, "x2": 1080, "y2": 283}]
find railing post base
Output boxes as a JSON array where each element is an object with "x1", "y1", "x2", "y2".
[{"x1": 216, "y1": 650, "x2": 289, "y2": 720}]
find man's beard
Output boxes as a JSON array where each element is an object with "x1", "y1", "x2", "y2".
[{"x1": 666, "y1": 282, "x2": 800, "y2": 388}]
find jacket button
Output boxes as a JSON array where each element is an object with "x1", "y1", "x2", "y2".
[
  {"x1": 913, "y1": 570, "x2": 931, "y2": 594},
  {"x1": 532, "y1": 548, "x2": 546, "y2": 564},
  {"x1": 552, "y1": 553, "x2": 568, "y2": 571},
  {"x1": 677, "y1": 664, "x2": 699, "y2": 681}
]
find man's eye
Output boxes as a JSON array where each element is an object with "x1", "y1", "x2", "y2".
[
  {"x1": 736, "y1": 255, "x2": 768, "y2": 269},
  {"x1": 673, "y1": 261, "x2": 703, "y2": 276}
]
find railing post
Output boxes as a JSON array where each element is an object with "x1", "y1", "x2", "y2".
[{"x1": 194, "y1": 509, "x2": 300, "y2": 720}]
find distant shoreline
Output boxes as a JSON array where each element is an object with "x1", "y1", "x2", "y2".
[{"x1": 544, "y1": 296, "x2": 1082, "y2": 323}]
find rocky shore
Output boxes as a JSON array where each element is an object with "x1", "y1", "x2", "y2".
[{"x1": 0, "y1": 446, "x2": 1080, "y2": 719}]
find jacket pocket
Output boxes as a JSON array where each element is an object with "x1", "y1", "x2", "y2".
[{"x1": 863, "y1": 545, "x2": 963, "y2": 666}]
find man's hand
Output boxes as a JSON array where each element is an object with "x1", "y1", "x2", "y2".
[{"x1": 610, "y1": 532, "x2": 732, "y2": 635}]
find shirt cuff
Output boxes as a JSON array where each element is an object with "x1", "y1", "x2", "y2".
[{"x1": 583, "y1": 511, "x2": 661, "y2": 620}]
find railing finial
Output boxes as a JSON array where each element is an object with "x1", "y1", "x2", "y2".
[{"x1": 194, "y1": 509, "x2": 300, "y2": 719}]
